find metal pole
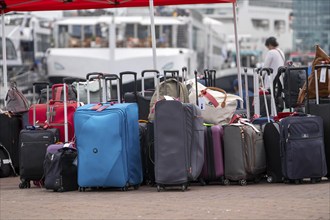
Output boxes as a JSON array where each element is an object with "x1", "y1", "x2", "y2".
[
  {"x1": 1, "y1": 11, "x2": 7, "y2": 107},
  {"x1": 232, "y1": 2, "x2": 243, "y2": 107},
  {"x1": 149, "y1": 0, "x2": 157, "y2": 87}
]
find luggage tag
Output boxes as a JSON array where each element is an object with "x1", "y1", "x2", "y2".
[
  {"x1": 319, "y1": 67, "x2": 327, "y2": 83},
  {"x1": 198, "y1": 97, "x2": 205, "y2": 111}
]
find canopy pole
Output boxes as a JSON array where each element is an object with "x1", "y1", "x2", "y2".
[
  {"x1": 1, "y1": 11, "x2": 7, "y2": 107},
  {"x1": 232, "y1": 2, "x2": 243, "y2": 107},
  {"x1": 149, "y1": 0, "x2": 157, "y2": 86}
]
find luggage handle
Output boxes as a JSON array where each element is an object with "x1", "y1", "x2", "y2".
[
  {"x1": 86, "y1": 72, "x2": 104, "y2": 104},
  {"x1": 243, "y1": 68, "x2": 251, "y2": 118},
  {"x1": 119, "y1": 71, "x2": 137, "y2": 102},
  {"x1": 194, "y1": 70, "x2": 199, "y2": 106},
  {"x1": 141, "y1": 69, "x2": 159, "y2": 97},
  {"x1": 32, "y1": 82, "x2": 50, "y2": 126},
  {"x1": 182, "y1": 67, "x2": 187, "y2": 83},
  {"x1": 258, "y1": 68, "x2": 272, "y2": 122},
  {"x1": 200, "y1": 87, "x2": 227, "y2": 108},
  {"x1": 63, "y1": 77, "x2": 84, "y2": 107},
  {"x1": 104, "y1": 74, "x2": 121, "y2": 103}
]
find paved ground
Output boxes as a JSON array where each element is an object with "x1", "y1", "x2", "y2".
[{"x1": 0, "y1": 177, "x2": 329, "y2": 220}]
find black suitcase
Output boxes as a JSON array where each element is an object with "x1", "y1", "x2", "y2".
[
  {"x1": 280, "y1": 114, "x2": 327, "y2": 183},
  {"x1": 139, "y1": 122, "x2": 155, "y2": 185},
  {"x1": 121, "y1": 70, "x2": 158, "y2": 121},
  {"x1": 19, "y1": 127, "x2": 60, "y2": 188},
  {"x1": 307, "y1": 64, "x2": 330, "y2": 178},
  {"x1": 0, "y1": 113, "x2": 22, "y2": 172}
]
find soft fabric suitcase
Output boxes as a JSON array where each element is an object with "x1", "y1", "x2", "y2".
[
  {"x1": 18, "y1": 127, "x2": 60, "y2": 188},
  {"x1": 223, "y1": 123, "x2": 266, "y2": 185},
  {"x1": 280, "y1": 115, "x2": 327, "y2": 183},
  {"x1": 44, "y1": 143, "x2": 78, "y2": 192},
  {"x1": 0, "y1": 113, "x2": 22, "y2": 172},
  {"x1": 198, "y1": 125, "x2": 224, "y2": 185},
  {"x1": 139, "y1": 122, "x2": 155, "y2": 185},
  {"x1": 74, "y1": 103, "x2": 143, "y2": 191},
  {"x1": 154, "y1": 99, "x2": 204, "y2": 191}
]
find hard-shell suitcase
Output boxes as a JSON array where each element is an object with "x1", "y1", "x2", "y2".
[
  {"x1": 154, "y1": 99, "x2": 204, "y2": 191},
  {"x1": 198, "y1": 125, "x2": 224, "y2": 185},
  {"x1": 280, "y1": 115, "x2": 327, "y2": 183},
  {"x1": 74, "y1": 103, "x2": 143, "y2": 190},
  {"x1": 223, "y1": 123, "x2": 266, "y2": 186},
  {"x1": 0, "y1": 113, "x2": 22, "y2": 172}
]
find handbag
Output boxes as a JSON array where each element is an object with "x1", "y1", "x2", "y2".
[
  {"x1": 5, "y1": 82, "x2": 30, "y2": 113},
  {"x1": 187, "y1": 79, "x2": 242, "y2": 125}
]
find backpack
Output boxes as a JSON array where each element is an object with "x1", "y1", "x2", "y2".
[{"x1": 148, "y1": 78, "x2": 189, "y2": 121}]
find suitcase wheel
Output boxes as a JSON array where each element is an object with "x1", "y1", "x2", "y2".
[
  {"x1": 133, "y1": 184, "x2": 140, "y2": 190},
  {"x1": 156, "y1": 184, "x2": 162, "y2": 192},
  {"x1": 78, "y1": 187, "x2": 86, "y2": 192},
  {"x1": 181, "y1": 184, "x2": 188, "y2": 192},
  {"x1": 239, "y1": 179, "x2": 247, "y2": 186},
  {"x1": 311, "y1": 178, "x2": 321, "y2": 184},
  {"x1": 223, "y1": 179, "x2": 230, "y2": 186},
  {"x1": 199, "y1": 178, "x2": 207, "y2": 186},
  {"x1": 267, "y1": 176, "x2": 273, "y2": 183},
  {"x1": 56, "y1": 187, "x2": 64, "y2": 192},
  {"x1": 19, "y1": 180, "x2": 30, "y2": 189}
]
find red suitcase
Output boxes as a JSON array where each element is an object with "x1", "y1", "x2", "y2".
[{"x1": 28, "y1": 84, "x2": 78, "y2": 142}]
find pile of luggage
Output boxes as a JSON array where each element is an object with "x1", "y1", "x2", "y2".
[{"x1": 0, "y1": 45, "x2": 329, "y2": 192}]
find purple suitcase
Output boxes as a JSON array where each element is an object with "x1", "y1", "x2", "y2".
[{"x1": 199, "y1": 125, "x2": 224, "y2": 184}]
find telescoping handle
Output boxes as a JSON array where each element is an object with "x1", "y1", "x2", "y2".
[
  {"x1": 258, "y1": 68, "x2": 273, "y2": 122},
  {"x1": 63, "y1": 77, "x2": 85, "y2": 107},
  {"x1": 314, "y1": 64, "x2": 330, "y2": 105},
  {"x1": 141, "y1": 69, "x2": 159, "y2": 97},
  {"x1": 119, "y1": 71, "x2": 137, "y2": 102},
  {"x1": 104, "y1": 74, "x2": 121, "y2": 103},
  {"x1": 86, "y1": 72, "x2": 104, "y2": 104},
  {"x1": 194, "y1": 70, "x2": 199, "y2": 106},
  {"x1": 243, "y1": 68, "x2": 250, "y2": 119},
  {"x1": 32, "y1": 82, "x2": 50, "y2": 126}
]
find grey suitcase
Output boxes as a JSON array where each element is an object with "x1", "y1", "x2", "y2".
[
  {"x1": 223, "y1": 123, "x2": 266, "y2": 186},
  {"x1": 154, "y1": 99, "x2": 204, "y2": 191}
]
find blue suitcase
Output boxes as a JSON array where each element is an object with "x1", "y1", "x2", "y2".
[{"x1": 74, "y1": 103, "x2": 143, "y2": 190}]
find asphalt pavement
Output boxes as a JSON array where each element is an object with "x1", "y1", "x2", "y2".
[{"x1": 0, "y1": 176, "x2": 329, "y2": 220}]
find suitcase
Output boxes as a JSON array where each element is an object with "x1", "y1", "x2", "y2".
[
  {"x1": 223, "y1": 122, "x2": 266, "y2": 186},
  {"x1": 74, "y1": 73, "x2": 142, "y2": 190},
  {"x1": 18, "y1": 127, "x2": 60, "y2": 188},
  {"x1": 139, "y1": 122, "x2": 156, "y2": 186},
  {"x1": 43, "y1": 143, "x2": 78, "y2": 192},
  {"x1": 280, "y1": 114, "x2": 327, "y2": 183},
  {"x1": 28, "y1": 83, "x2": 78, "y2": 142},
  {"x1": 75, "y1": 102, "x2": 143, "y2": 190},
  {"x1": 198, "y1": 124, "x2": 224, "y2": 185},
  {"x1": 0, "y1": 113, "x2": 22, "y2": 172},
  {"x1": 154, "y1": 99, "x2": 204, "y2": 191},
  {"x1": 122, "y1": 70, "x2": 158, "y2": 120},
  {"x1": 307, "y1": 64, "x2": 330, "y2": 178}
]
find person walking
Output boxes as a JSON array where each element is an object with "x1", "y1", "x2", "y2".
[{"x1": 263, "y1": 36, "x2": 285, "y2": 90}]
